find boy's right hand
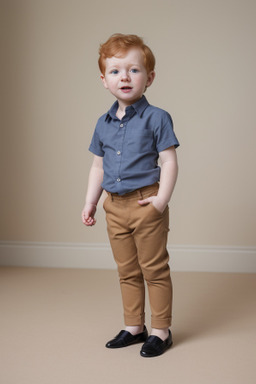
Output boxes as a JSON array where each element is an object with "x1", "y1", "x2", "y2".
[{"x1": 81, "y1": 203, "x2": 97, "y2": 226}]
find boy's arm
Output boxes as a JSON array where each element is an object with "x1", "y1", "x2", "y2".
[
  {"x1": 81, "y1": 155, "x2": 104, "y2": 226},
  {"x1": 138, "y1": 146, "x2": 178, "y2": 213}
]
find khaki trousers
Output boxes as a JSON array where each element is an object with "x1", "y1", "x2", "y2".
[{"x1": 103, "y1": 183, "x2": 172, "y2": 329}]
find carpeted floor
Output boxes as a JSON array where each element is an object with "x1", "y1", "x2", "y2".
[{"x1": 0, "y1": 267, "x2": 255, "y2": 384}]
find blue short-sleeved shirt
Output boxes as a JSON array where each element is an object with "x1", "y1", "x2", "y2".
[{"x1": 89, "y1": 95, "x2": 179, "y2": 195}]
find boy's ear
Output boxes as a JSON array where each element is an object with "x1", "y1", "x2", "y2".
[
  {"x1": 100, "y1": 74, "x2": 108, "y2": 89},
  {"x1": 146, "y1": 71, "x2": 156, "y2": 88}
]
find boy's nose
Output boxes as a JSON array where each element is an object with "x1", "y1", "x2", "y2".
[{"x1": 121, "y1": 71, "x2": 130, "y2": 81}]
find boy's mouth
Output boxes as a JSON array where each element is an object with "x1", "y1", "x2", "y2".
[{"x1": 120, "y1": 86, "x2": 132, "y2": 92}]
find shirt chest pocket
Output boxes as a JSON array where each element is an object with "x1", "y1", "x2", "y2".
[{"x1": 126, "y1": 132, "x2": 154, "y2": 153}]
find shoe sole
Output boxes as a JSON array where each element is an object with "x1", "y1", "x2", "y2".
[{"x1": 106, "y1": 339, "x2": 147, "y2": 349}]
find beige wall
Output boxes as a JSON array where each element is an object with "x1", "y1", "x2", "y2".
[{"x1": 1, "y1": 0, "x2": 256, "y2": 248}]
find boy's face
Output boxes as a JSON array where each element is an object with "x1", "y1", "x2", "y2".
[{"x1": 101, "y1": 48, "x2": 155, "y2": 108}]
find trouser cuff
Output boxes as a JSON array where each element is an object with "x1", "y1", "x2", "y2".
[
  {"x1": 124, "y1": 313, "x2": 145, "y2": 326},
  {"x1": 151, "y1": 316, "x2": 172, "y2": 329}
]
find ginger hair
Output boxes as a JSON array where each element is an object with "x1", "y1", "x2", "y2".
[{"x1": 98, "y1": 33, "x2": 155, "y2": 75}]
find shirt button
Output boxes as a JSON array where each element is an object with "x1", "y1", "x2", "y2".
[
  {"x1": 117, "y1": 150, "x2": 121, "y2": 155},
  {"x1": 120, "y1": 124, "x2": 124, "y2": 127},
  {"x1": 116, "y1": 178, "x2": 121, "y2": 182}
]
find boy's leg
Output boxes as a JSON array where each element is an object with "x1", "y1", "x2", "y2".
[
  {"x1": 134, "y1": 187, "x2": 173, "y2": 330},
  {"x1": 104, "y1": 194, "x2": 145, "y2": 327}
]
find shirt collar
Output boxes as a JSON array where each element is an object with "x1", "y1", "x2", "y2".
[{"x1": 105, "y1": 95, "x2": 149, "y2": 121}]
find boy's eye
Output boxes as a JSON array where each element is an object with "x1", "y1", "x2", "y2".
[
  {"x1": 110, "y1": 69, "x2": 119, "y2": 74},
  {"x1": 130, "y1": 68, "x2": 139, "y2": 73}
]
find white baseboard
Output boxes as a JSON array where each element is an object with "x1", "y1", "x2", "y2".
[{"x1": 0, "y1": 242, "x2": 256, "y2": 273}]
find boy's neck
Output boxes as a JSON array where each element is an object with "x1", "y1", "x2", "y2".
[
  {"x1": 115, "y1": 95, "x2": 143, "y2": 120},
  {"x1": 116, "y1": 105, "x2": 126, "y2": 120}
]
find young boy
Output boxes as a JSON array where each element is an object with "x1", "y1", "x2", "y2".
[{"x1": 81, "y1": 34, "x2": 179, "y2": 357}]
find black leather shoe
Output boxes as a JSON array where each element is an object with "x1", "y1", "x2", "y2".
[
  {"x1": 140, "y1": 330, "x2": 173, "y2": 357},
  {"x1": 106, "y1": 326, "x2": 148, "y2": 349}
]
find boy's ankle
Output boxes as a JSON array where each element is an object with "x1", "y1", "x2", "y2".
[
  {"x1": 125, "y1": 325, "x2": 144, "y2": 335},
  {"x1": 150, "y1": 328, "x2": 169, "y2": 341}
]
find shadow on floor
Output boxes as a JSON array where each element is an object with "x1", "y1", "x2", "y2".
[{"x1": 171, "y1": 272, "x2": 256, "y2": 346}]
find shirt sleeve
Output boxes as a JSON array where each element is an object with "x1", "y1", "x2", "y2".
[
  {"x1": 154, "y1": 111, "x2": 180, "y2": 153},
  {"x1": 88, "y1": 121, "x2": 104, "y2": 157}
]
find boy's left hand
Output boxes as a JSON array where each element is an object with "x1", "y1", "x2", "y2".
[{"x1": 138, "y1": 196, "x2": 166, "y2": 214}]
